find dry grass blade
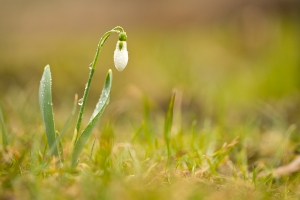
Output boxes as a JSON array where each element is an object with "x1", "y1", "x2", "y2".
[{"x1": 272, "y1": 155, "x2": 300, "y2": 177}]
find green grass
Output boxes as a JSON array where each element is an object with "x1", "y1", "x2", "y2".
[
  {"x1": 1, "y1": 90, "x2": 300, "y2": 199},
  {"x1": 1, "y1": 18, "x2": 300, "y2": 199}
]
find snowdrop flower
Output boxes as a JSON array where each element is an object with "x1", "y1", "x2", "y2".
[{"x1": 114, "y1": 32, "x2": 128, "y2": 71}]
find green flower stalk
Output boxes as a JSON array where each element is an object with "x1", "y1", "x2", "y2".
[
  {"x1": 39, "y1": 26, "x2": 128, "y2": 167},
  {"x1": 72, "y1": 26, "x2": 128, "y2": 166},
  {"x1": 74, "y1": 26, "x2": 127, "y2": 143}
]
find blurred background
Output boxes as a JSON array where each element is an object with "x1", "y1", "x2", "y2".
[{"x1": 0, "y1": 0, "x2": 299, "y2": 133}]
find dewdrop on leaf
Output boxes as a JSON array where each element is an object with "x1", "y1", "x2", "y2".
[{"x1": 114, "y1": 32, "x2": 128, "y2": 71}]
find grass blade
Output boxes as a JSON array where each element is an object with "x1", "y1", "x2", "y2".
[
  {"x1": 56, "y1": 131, "x2": 64, "y2": 163},
  {"x1": 164, "y1": 91, "x2": 176, "y2": 160},
  {"x1": 0, "y1": 103, "x2": 8, "y2": 147},
  {"x1": 60, "y1": 94, "x2": 78, "y2": 137},
  {"x1": 72, "y1": 69, "x2": 112, "y2": 166},
  {"x1": 39, "y1": 65, "x2": 58, "y2": 156}
]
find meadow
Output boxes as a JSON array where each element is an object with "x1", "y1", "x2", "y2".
[{"x1": 1, "y1": 3, "x2": 300, "y2": 199}]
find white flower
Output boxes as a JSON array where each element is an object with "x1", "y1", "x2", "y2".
[{"x1": 114, "y1": 41, "x2": 128, "y2": 71}]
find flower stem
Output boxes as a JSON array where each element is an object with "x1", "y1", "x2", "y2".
[{"x1": 73, "y1": 27, "x2": 123, "y2": 143}]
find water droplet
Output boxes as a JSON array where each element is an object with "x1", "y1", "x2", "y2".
[
  {"x1": 89, "y1": 63, "x2": 93, "y2": 70},
  {"x1": 78, "y1": 98, "x2": 83, "y2": 106}
]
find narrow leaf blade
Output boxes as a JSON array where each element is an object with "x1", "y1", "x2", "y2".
[
  {"x1": 72, "y1": 69, "x2": 112, "y2": 166},
  {"x1": 39, "y1": 65, "x2": 58, "y2": 156},
  {"x1": 0, "y1": 103, "x2": 8, "y2": 147},
  {"x1": 164, "y1": 91, "x2": 176, "y2": 159}
]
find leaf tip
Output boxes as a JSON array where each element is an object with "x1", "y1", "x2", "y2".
[
  {"x1": 107, "y1": 69, "x2": 113, "y2": 83},
  {"x1": 45, "y1": 64, "x2": 50, "y2": 70}
]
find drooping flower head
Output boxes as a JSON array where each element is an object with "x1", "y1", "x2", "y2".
[{"x1": 114, "y1": 32, "x2": 128, "y2": 71}]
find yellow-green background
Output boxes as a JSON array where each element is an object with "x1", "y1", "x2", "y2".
[{"x1": 0, "y1": 0, "x2": 299, "y2": 127}]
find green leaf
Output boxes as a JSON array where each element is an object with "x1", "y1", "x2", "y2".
[
  {"x1": 164, "y1": 91, "x2": 176, "y2": 160},
  {"x1": 0, "y1": 103, "x2": 8, "y2": 147},
  {"x1": 72, "y1": 69, "x2": 112, "y2": 166},
  {"x1": 39, "y1": 65, "x2": 58, "y2": 156}
]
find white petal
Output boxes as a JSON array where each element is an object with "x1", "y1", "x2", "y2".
[{"x1": 114, "y1": 41, "x2": 128, "y2": 71}]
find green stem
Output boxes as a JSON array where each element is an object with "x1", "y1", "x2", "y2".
[
  {"x1": 75, "y1": 68, "x2": 95, "y2": 140},
  {"x1": 74, "y1": 27, "x2": 122, "y2": 143}
]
